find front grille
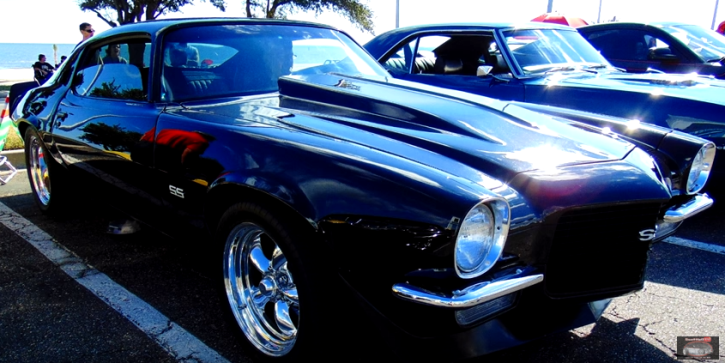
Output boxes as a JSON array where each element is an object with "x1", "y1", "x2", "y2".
[{"x1": 545, "y1": 203, "x2": 662, "y2": 298}]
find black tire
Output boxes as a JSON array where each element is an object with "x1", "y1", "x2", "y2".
[
  {"x1": 24, "y1": 128, "x2": 70, "y2": 215},
  {"x1": 216, "y1": 201, "x2": 338, "y2": 362}
]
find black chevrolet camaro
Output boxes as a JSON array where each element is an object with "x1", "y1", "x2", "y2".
[{"x1": 11, "y1": 18, "x2": 716, "y2": 362}]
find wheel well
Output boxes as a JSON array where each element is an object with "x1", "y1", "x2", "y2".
[
  {"x1": 205, "y1": 183, "x2": 315, "y2": 236},
  {"x1": 17, "y1": 122, "x2": 29, "y2": 139}
]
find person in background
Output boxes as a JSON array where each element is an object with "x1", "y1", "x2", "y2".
[
  {"x1": 717, "y1": 20, "x2": 725, "y2": 35},
  {"x1": 102, "y1": 44, "x2": 128, "y2": 64},
  {"x1": 56, "y1": 55, "x2": 67, "y2": 69},
  {"x1": 76, "y1": 22, "x2": 95, "y2": 49},
  {"x1": 32, "y1": 54, "x2": 55, "y2": 84}
]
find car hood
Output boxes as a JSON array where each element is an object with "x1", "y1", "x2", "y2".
[
  {"x1": 183, "y1": 73, "x2": 637, "y2": 183},
  {"x1": 527, "y1": 71, "x2": 725, "y2": 105}
]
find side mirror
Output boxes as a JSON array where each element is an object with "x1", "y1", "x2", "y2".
[
  {"x1": 648, "y1": 47, "x2": 679, "y2": 63},
  {"x1": 477, "y1": 65, "x2": 494, "y2": 77}
]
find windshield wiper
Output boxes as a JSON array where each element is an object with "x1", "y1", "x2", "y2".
[
  {"x1": 543, "y1": 65, "x2": 579, "y2": 74},
  {"x1": 582, "y1": 63, "x2": 609, "y2": 69},
  {"x1": 544, "y1": 63, "x2": 609, "y2": 74}
]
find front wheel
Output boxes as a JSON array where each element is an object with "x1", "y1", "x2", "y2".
[{"x1": 218, "y1": 202, "x2": 335, "y2": 361}]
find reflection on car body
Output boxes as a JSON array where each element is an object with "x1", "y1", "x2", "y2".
[
  {"x1": 364, "y1": 22, "x2": 725, "y2": 189},
  {"x1": 10, "y1": 18, "x2": 717, "y2": 362}
]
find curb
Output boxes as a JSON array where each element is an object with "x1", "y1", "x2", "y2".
[{"x1": 0, "y1": 149, "x2": 26, "y2": 170}]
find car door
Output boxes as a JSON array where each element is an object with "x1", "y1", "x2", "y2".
[
  {"x1": 51, "y1": 38, "x2": 165, "y2": 221},
  {"x1": 381, "y1": 33, "x2": 525, "y2": 102}
]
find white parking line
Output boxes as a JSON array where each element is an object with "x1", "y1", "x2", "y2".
[
  {"x1": 0, "y1": 202, "x2": 231, "y2": 363},
  {"x1": 663, "y1": 236, "x2": 725, "y2": 256}
]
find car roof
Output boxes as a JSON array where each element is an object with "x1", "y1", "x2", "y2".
[
  {"x1": 579, "y1": 21, "x2": 697, "y2": 31},
  {"x1": 365, "y1": 22, "x2": 576, "y2": 57},
  {"x1": 93, "y1": 17, "x2": 339, "y2": 40}
]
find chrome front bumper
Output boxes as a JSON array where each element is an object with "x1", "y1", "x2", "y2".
[
  {"x1": 392, "y1": 274, "x2": 544, "y2": 308},
  {"x1": 664, "y1": 194, "x2": 713, "y2": 223}
]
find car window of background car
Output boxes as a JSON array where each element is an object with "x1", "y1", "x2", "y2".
[
  {"x1": 504, "y1": 29, "x2": 609, "y2": 73},
  {"x1": 383, "y1": 38, "x2": 419, "y2": 73},
  {"x1": 72, "y1": 40, "x2": 149, "y2": 102},
  {"x1": 586, "y1": 29, "x2": 663, "y2": 61},
  {"x1": 664, "y1": 25, "x2": 725, "y2": 61}
]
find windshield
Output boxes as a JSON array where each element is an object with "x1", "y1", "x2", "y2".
[
  {"x1": 162, "y1": 24, "x2": 389, "y2": 100},
  {"x1": 663, "y1": 24, "x2": 725, "y2": 61},
  {"x1": 502, "y1": 28, "x2": 612, "y2": 75}
]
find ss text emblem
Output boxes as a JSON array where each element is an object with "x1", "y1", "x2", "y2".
[
  {"x1": 169, "y1": 185, "x2": 185, "y2": 199},
  {"x1": 638, "y1": 228, "x2": 656, "y2": 241}
]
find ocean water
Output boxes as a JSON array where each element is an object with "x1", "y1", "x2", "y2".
[{"x1": 0, "y1": 43, "x2": 77, "y2": 69}]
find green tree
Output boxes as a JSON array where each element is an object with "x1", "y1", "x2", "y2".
[
  {"x1": 77, "y1": 0, "x2": 226, "y2": 27},
  {"x1": 239, "y1": 0, "x2": 374, "y2": 33}
]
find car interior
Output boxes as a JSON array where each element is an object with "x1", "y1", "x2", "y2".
[{"x1": 385, "y1": 35, "x2": 511, "y2": 77}]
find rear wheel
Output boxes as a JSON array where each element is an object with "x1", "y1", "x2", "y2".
[
  {"x1": 218, "y1": 202, "x2": 335, "y2": 361},
  {"x1": 24, "y1": 128, "x2": 70, "y2": 214}
]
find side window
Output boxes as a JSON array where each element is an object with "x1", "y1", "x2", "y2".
[
  {"x1": 587, "y1": 29, "x2": 654, "y2": 61},
  {"x1": 383, "y1": 38, "x2": 418, "y2": 73},
  {"x1": 416, "y1": 35, "x2": 450, "y2": 74},
  {"x1": 419, "y1": 35, "x2": 493, "y2": 76},
  {"x1": 74, "y1": 64, "x2": 145, "y2": 101},
  {"x1": 73, "y1": 40, "x2": 150, "y2": 102}
]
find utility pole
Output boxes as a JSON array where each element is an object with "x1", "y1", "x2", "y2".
[
  {"x1": 547, "y1": 0, "x2": 553, "y2": 12},
  {"x1": 396, "y1": 0, "x2": 400, "y2": 28},
  {"x1": 712, "y1": 0, "x2": 720, "y2": 30},
  {"x1": 597, "y1": 0, "x2": 603, "y2": 23}
]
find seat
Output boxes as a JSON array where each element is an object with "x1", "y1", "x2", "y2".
[
  {"x1": 413, "y1": 57, "x2": 436, "y2": 74},
  {"x1": 492, "y1": 53, "x2": 511, "y2": 74},
  {"x1": 0, "y1": 98, "x2": 19, "y2": 185},
  {"x1": 163, "y1": 67, "x2": 230, "y2": 101},
  {"x1": 433, "y1": 56, "x2": 464, "y2": 74}
]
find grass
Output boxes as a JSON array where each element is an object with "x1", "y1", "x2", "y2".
[
  {"x1": 0, "y1": 85, "x2": 11, "y2": 91},
  {"x1": 3, "y1": 127, "x2": 24, "y2": 150}
]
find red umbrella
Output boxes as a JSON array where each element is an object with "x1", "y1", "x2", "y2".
[{"x1": 531, "y1": 13, "x2": 589, "y2": 27}]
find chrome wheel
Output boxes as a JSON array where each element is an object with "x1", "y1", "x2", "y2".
[
  {"x1": 224, "y1": 222, "x2": 300, "y2": 357},
  {"x1": 28, "y1": 134, "x2": 51, "y2": 206}
]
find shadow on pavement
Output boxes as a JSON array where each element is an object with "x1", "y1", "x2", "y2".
[{"x1": 472, "y1": 317, "x2": 675, "y2": 363}]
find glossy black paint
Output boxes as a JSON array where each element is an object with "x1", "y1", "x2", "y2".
[
  {"x1": 578, "y1": 22, "x2": 725, "y2": 78},
  {"x1": 10, "y1": 18, "x2": 713, "y2": 360},
  {"x1": 364, "y1": 22, "x2": 725, "y2": 187}
]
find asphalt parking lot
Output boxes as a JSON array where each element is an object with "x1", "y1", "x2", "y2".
[{"x1": 0, "y1": 168, "x2": 723, "y2": 362}]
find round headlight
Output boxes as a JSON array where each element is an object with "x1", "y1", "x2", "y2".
[
  {"x1": 454, "y1": 199, "x2": 510, "y2": 279},
  {"x1": 686, "y1": 143, "x2": 716, "y2": 194}
]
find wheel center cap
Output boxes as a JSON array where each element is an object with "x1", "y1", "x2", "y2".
[{"x1": 259, "y1": 277, "x2": 277, "y2": 296}]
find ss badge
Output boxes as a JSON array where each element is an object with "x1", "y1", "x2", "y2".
[
  {"x1": 169, "y1": 185, "x2": 185, "y2": 199},
  {"x1": 638, "y1": 228, "x2": 656, "y2": 241}
]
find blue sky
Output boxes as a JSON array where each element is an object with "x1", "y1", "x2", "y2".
[{"x1": 0, "y1": 0, "x2": 724, "y2": 44}]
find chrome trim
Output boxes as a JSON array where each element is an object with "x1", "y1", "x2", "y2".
[
  {"x1": 28, "y1": 134, "x2": 51, "y2": 206},
  {"x1": 454, "y1": 197, "x2": 511, "y2": 279},
  {"x1": 685, "y1": 143, "x2": 716, "y2": 195},
  {"x1": 663, "y1": 194, "x2": 713, "y2": 223},
  {"x1": 223, "y1": 222, "x2": 299, "y2": 357},
  {"x1": 392, "y1": 274, "x2": 543, "y2": 308}
]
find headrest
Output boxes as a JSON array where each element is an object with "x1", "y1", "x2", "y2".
[{"x1": 434, "y1": 56, "x2": 463, "y2": 74}]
